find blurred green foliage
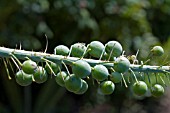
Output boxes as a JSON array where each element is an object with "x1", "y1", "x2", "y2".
[{"x1": 0, "y1": 0, "x2": 170, "y2": 113}]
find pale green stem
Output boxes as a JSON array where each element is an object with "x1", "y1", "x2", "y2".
[{"x1": 0, "y1": 47, "x2": 170, "y2": 73}]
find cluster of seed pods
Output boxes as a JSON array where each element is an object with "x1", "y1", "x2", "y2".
[{"x1": 14, "y1": 41, "x2": 165, "y2": 97}]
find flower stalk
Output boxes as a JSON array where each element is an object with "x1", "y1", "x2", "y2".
[{"x1": 0, "y1": 47, "x2": 169, "y2": 73}]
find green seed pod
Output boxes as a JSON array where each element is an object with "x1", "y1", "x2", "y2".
[
  {"x1": 88, "y1": 41, "x2": 105, "y2": 58},
  {"x1": 72, "y1": 60, "x2": 91, "y2": 78},
  {"x1": 151, "y1": 84, "x2": 164, "y2": 97},
  {"x1": 100, "y1": 81, "x2": 115, "y2": 95},
  {"x1": 16, "y1": 70, "x2": 32, "y2": 86},
  {"x1": 70, "y1": 43, "x2": 87, "y2": 58},
  {"x1": 105, "y1": 41, "x2": 122, "y2": 57},
  {"x1": 151, "y1": 46, "x2": 164, "y2": 56},
  {"x1": 22, "y1": 60, "x2": 37, "y2": 74},
  {"x1": 110, "y1": 72, "x2": 122, "y2": 83},
  {"x1": 45, "y1": 62, "x2": 62, "y2": 74},
  {"x1": 113, "y1": 56, "x2": 130, "y2": 73},
  {"x1": 54, "y1": 45, "x2": 70, "y2": 56},
  {"x1": 132, "y1": 81, "x2": 148, "y2": 96},
  {"x1": 55, "y1": 71, "x2": 68, "y2": 87},
  {"x1": 74, "y1": 80, "x2": 88, "y2": 95},
  {"x1": 33, "y1": 66, "x2": 48, "y2": 84},
  {"x1": 92, "y1": 65, "x2": 109, "y2": 81},
  {"x1": 64, "y1": 74, "x2": 82, "y2": 92}
]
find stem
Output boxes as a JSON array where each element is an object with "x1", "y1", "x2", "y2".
[
  {"x1": 3, "y1": 58, "x2": 12, "y2": 80},
  {"x1": 0, "y1": 47, "x2": 170, "y2": 73},
  {"x1": 160, "y1": 75, "x2": 166, "y2": 86},
  {"x1": 61, "y1": 61, "x2": 70, "y2": 76},
  {"x1": 68, "y1": 45, "x2": 72, "y2": 57},
  {"x1": 45, "y1": 61, "x2": 56, "y2": 76},
  {"x1": 80, "y1": 44, "x2": 90, "y2": 59},
  {"x1": 107, "y1": 43, "x2": 116, "y2": 61},
  {"x1": 8, "y1": 59, "x2": 15, "y2": 75},
  {"x1": 121, "y1": 73, "x2": 128, "y2": 88},
  {"x1": 10, "y1": 54, "x2": 22, "y2": 66},
  {"x1": 129, "y1": 68, "x2": 138, "y2": 83},
  {"x1": 99, "y1": 44, "x2": 106, "y2": 60},
  {"x1": 11, "y1": 57, "x2": 21, "y2": 70}
]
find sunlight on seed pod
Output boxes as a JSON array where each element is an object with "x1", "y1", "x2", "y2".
[
  {"x1": 151, "y1": 84, "x2": 164, "y2": 97},
  {"x1": 105, "y1": 41, "x2": 123, "y2": 57},
  {"x1": 113, "y1": 56, "x2": 130, "y2": 73},
  {"x1": 54, "y1": 45, "x2": 70, "y2": 56},
  {"x1": 151, "y1": 46, "x2": 164, "y2": 56},
  {"x1": 70, "y1": 43, "x2": 87, "y2": 57},
  {"x1": 88, "y1": 41, "x2": 105, "y2": 58}
]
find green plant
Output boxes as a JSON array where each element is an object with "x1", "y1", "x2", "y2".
[{"x1": 0, "y1": 40, "x2": 169, "y2": 98}]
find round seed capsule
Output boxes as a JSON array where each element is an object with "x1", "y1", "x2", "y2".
[
  {"x1": 74, "y1": 80, "x2": 88, "y2": 95},
  {"x1": 88, "y1": 41, "x2": 105, "y2": 58},
  {"x1": 54, "y1": 45, "x2": 70, "y2": 56},
  {"x1": 22, "y1": 60, "x2": 37, "y2": 74},
  {"x1": 33, "y1": 66, "x2": 48, "y2": 84},
  {"x1": 92, "y1": 65, "x2": 109, "y2": 81},
  {"x1": 16, "y1": 70, "x2": 32, "y2": 86},
  {"x1": 64, "y1": 74, "x2": 82, "y2": 92},
  {"x1": 55, "y1": 71, "x2": 68, "y2": 87},
  {"x1": 151, "y1": 84, "x2": 164, "y2": 97},
  {"x1": 151, "y1": 46, "x2": 164, "y2": 56},
  {"x1": 105, "y1": 41, "x2": 123, "y2": 57},
  {"x1": 132, "y1": 81, "x2": 148, "y2": 96},
  {"x1": 70, "y1": 43, "x2": 87, "y2": 58},
  {"x1": 113, "y1": 56, "x2": 130, "y2": 73},
  {"x1": 100, "y1": 81, "x2": 115, "y2": 95},
  {"x1": 110, "y1": 72, "x2": 122, "y2": 83},
  {"x1": 72, "y1": 60, "x2": 91, "y2": 78}
]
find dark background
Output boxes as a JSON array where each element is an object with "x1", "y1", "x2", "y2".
[{"x1": 0, "y1": 0, "x2": 170, "y2": 113}]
